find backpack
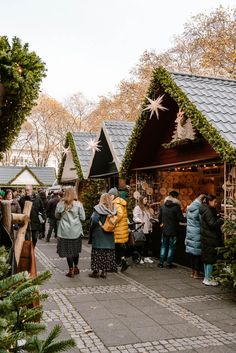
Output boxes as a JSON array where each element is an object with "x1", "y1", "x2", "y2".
[{"x1": 99, "y1": 214, "x2": 118, "y2": 232}]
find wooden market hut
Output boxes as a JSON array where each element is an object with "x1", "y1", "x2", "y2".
[
  {"x1": 88, "y1": 120, "x2": 134, "y2": 187},
  {"x1": 58, "y1": 131, "x2": 96, "y2": 185},
  {"x1": 120, "y1": 67, "x2": 236, "y2": 265},
  {"x1": 0, "y1": 165, "x2": 56, "y2": 189}
]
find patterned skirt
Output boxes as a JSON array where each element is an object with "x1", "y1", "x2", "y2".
[
  {"x1": 91, "y1": 248, "x2": 117, "y2": 272},
  {"x1": 57, "y1": 237, "x2": 82, "y2": 258}
]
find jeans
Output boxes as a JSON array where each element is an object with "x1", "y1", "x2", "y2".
[
  {"x1": 46, "y1": 218, "x2": 58, "y2": 240},
  {"x1": 159, "y1": 235, "x2": 177, "y2": 265},
  {"x1": 204, "y1": 263, "x2": 213, "y2": 281}
]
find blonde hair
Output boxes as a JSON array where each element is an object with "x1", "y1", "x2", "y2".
[
  {"x1": 63, "y1": 187, "x2": 77, "y2": 210},
  {"x1": 100, "y1": 193, "x2": 114, "y2": 212}
]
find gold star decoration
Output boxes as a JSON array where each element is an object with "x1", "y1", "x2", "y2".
[
  {"x1": 85, "y1": 139, "x2": 101, "y2": 153},
  {"x1": 143, "y1": 95, "x2": 168, "y2": 119}
]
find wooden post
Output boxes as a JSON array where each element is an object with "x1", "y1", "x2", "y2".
[
  {"x1": 14, "y1": 201, "x2": 32, "y2": 266},
  {"x1": 1, "y1": 201, "x2": 12, "y2": 236}
]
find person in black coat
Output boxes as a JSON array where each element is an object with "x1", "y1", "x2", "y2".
[
  {"x1": 158, "y1": 190, "x2": 185, "y2": 268},
  {"x1": 19, "y1": 185, "x2": 45, "y2": 247},
  {"x1": 46, "y1": 192, "x2": 60, "y2": 242},
  {"x1": 199, "y1": 194, "x2": 224, "y2": 286}
]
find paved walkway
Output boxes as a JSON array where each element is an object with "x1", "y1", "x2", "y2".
[{"x1": 37, "y1": 238, "x2": 236, "y2": 353}]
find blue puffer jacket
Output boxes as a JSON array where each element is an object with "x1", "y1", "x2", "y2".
[{"x1": 185, "y1": 199, "x2": 202, "y2": 256}]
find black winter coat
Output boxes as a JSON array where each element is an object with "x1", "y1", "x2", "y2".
[
  {"x1": 199, "y1": 204, "x2": 224, "y2": 264},
  {"x1": 46, "y1": 195, "x2": 60, "y2": 219},
  {"x1": 19, "y1": 194, "x2": 45, "y2": 231},
  {"x1": 159, "y1": 196, "x2": 185, "y2": 237}
]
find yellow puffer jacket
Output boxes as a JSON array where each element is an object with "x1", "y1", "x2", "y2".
[{"x1": 113, "y1": 197, "x2": 129, "y2": 244}]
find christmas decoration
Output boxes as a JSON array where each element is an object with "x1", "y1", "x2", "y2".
[
  {"x1": 85, "y1": 138, "x2": 101, "y2": 153},
  {"x1": 143, "y1": 95, "x2": 168, "y2": 119},
  {"x1": 120, "y1": 66, "x2": 236, "y2": 177},
  {"x1": 0, "y1": 36, "x2": 46, "y2": 155},
  {"x1": 62, "y1": 146, "x2": 70, "y2": 156}
]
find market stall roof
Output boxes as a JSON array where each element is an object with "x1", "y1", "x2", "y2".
[
  {"x1": 58, "y1": 131, "x2": 97, "y2": 183},
  {"x1": 0, "y1": 166, "x2": 56, "y2": 187},
  {"x1": 173, "y1": 72, "x2": 236, "y2": 149},
  {"x1": 88, "y1": 120, "x2": 135, "y2": 178},
  {"x1": 120, "y1": 67, "x2": 236, "y2": 175}
]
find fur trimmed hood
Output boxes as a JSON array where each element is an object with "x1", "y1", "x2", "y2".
[{"x1": 164, "y1": 195, "x2": 181, "y2": 207}]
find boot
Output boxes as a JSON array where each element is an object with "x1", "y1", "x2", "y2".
[
  {"x1": 100, "y1": 271, "x2": 107, "y2": 278},
  {"x1": 88, "y1": 270, "x2": 99, "y2": 278},
  {"x1": 74, "y1": 266, "x2": 80, "y2": 275},
  {"x1": 66, "y1": 268, "x2": 74, "y2": 278},
  {"x1": 194, "y1": 270, "x2": 203, "y2": 279}
]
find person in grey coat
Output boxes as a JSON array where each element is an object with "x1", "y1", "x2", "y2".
[
  {"x1": 88, "y1": 193, "x2": 117, "y2": 278},
  {"x1": 185, "y1": 194, "x2": 206, "y2": 279},
  {"x1": 55, "y1": 187, "x2": 85, "y2": 278}
]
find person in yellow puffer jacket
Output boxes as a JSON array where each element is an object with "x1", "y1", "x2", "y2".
[{"x1": 108, "y1": 187, "x2": 129, "y2": 272}]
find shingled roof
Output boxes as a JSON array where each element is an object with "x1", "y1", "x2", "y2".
[
  {"x1": 103, "y1": 121, "x2": 135, "y2": 168},
  {"x1": 172, "y1": 73, "x2": 236, "y2": 148},
  {"x1": 58, "y1": 131, "x2": 97, "y2": 183},
  {"x1": 120, "y1": 67, "x2": 236, "y2": 176},
  {"x1": 0, "y1": 166, "x2": 56, "y2": 186},
  {"x1": 88, "y1": 121, "x2": 135, "y2": 178},
  {"x1": 72, "y1": 132, "x2": 97, "y2": 178}
]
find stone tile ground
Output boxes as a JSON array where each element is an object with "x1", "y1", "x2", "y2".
[{"x1": 36, "y1": 239, "x2": 236, "y2": 353}]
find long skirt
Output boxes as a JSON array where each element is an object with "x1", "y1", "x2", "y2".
[
  {"x1": 57, "y1": 237, "x2": 82, "y2": 258},
  {"x1": 91, "y1": 248, "x2": 117, "y2": 272}
]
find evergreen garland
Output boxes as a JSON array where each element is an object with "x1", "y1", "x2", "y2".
[
  {"x1": 57, "y1": 132, "x2": 83, "y2": 184},
  {"x1": 120, "y1": 66, "x2": 236, "y2": 177},
  {"x1": 0, "y1": 36, "x2": 46, "y2": 155}
]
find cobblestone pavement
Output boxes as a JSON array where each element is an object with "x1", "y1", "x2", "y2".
[{"x1": 37, "y1": 239, "x2": 236, "y2": 353}]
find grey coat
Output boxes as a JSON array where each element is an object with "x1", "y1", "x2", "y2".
[
  {"x1": 185, "y1": 199, "x2": 202, "y2": 256},
  {"x1": 55, "y1": 201, "x2": 85, "y2": 239}
]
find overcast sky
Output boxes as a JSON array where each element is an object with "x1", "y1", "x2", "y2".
[{"x1": 1, "y1": 0, "x2": 235, "y2": 101}]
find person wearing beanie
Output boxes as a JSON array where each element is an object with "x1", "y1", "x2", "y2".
[
  {"x1": 108, "y1": 187, "x2": 129, "y2": 272},
  {"x1": 158, "y1": 190, "x2": 185, "y2": 268}
]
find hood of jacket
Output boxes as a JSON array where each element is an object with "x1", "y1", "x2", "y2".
[
  {"x1": 187, "y1": 199, "x2": 201, "y2": 213},
  {"x1": 164, "y1": 195, "x2": 181, "y2": 208},
  {"x1": 94, "y1": 204, "x2": 117, "y2": 216},
  {"x1": 113, "y1": 197, "x2": 127, "y2": 207}
]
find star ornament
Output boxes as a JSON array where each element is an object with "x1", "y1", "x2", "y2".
[
  {"x1": 85, "y1": 139, "x2": 101, "y2": 153},
  {"x1": 62, "y1": 146, "x2": 70, "y2": 156},
  {"x1": 143, "y1": 95, "x2": 168, "y2": 119}
]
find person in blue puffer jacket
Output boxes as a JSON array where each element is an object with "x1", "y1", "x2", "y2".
[{"x1": 185, "y1": 194, "x2": 206, "y2": 279}]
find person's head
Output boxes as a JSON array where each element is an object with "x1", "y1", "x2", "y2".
[
  {"x1": 108, "y1": 187, "x2": 119, "y2": 201},
  {"x1": 169, "y1": 190, "x2": 179, "y2": 198},
  {"x1": 63, "y1": 187, "x2": 76, "y2": 209},
  {"x1": 5, "y1": 189, "x2": 13, "y2": 201},
  {"x1": 99, "y1": 193, "x2": 114, "y2": 211},
  {"x1": 138, "y1": 196, "x2": 148, "y2": 210},
  {"x1": 197, "y1": 194, "x2": 206, "y2": 203},
  {"x1": 205, "y1": 194, "x2": 217, "y2": 208},
  {"x1": 25, "y1": 185, "x2": 33, "y2": 197},
  {"x1": 12, "y1": 189, "x2": 18, "y2": 198}
]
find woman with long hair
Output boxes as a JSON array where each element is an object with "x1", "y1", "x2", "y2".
[
  {"x1": 88, "y1": 193, "x2": 117, "y2": 278},
  {"x1": 133, "y1": 196, "x2": 153, "y2": 264},
  {"x1": 55, "y1": 187, "x2": 85, "y2": 278},
  {"x1": 199, "y1": 194, "x2": 224, "y2": 286},
  {"x1": 4, "y1": 189, "x2": 21, "y2": 214}
]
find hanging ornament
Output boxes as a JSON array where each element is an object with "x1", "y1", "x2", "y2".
[
  {"x1": 85, "y1": 139, "x2": 101, "y2": 153},
  {"x1": 172, "y1": 109, "x2": 196, "y2": 141},
  {"x1": 143, "y1": 95, "x2": 168, "y2": 119},
  {"x1": 62, "y1": 146, "x2": 70, "y2": 156}
]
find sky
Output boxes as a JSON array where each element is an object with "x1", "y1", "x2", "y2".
[{"x1": 1, "y1": 0, "x2": 235, "y2": 102}]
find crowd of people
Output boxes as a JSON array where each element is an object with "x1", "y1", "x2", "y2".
[{"x1": 0, "y1": 185, "x2": 224, "y2": 285}]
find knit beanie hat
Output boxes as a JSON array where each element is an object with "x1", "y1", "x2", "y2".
[
  {"x1": 169, "y1": 190, "x2": 179, "y2": 198},
  {"x1": 108, "y1": 187, "x2": 119, "y2": 197}
]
